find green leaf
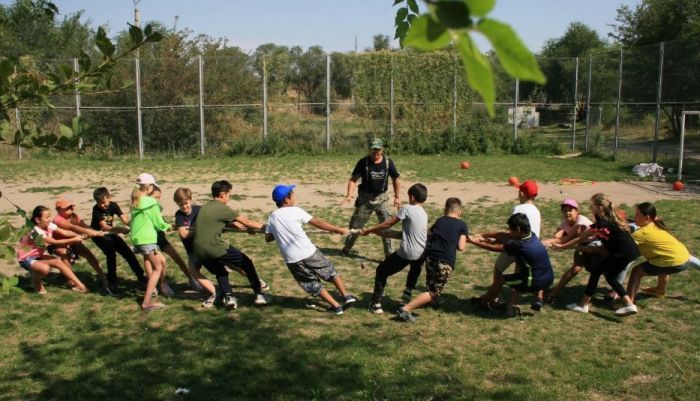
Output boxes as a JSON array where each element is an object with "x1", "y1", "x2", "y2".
[
  {"x1": 129, "y1": 24, "x2": 144, "y2": 45},
  {"x1": 404, "y1": 15, "x2": 451, "y2": 51},
  {"x1": 144, "y1": 24, "x2": 153, "y2": 36},
  {"x1": 394, "y1": 21, "x2": 410, "y2": 40},
  {"x1": 0, "y1": 225, "x2": 10, "y2": 241},
  {"x1": 395, "y1": 7, "x2": 409, "y2": 26},
  {"x1": 59, "y1": 124, "x2": 74, "y2": 139},
  {"x1": 431, "y1": 1, "x2": 472, "y2": 29},
  {"x1": 95, "y1": 27, "x2": 115, "y2": 58},
  {"x1": 0, "y1": 121, "x2": 11, "y2": 142},
  {"x1": 455, "y1": 32, "x2": 495, "y2": 116},
  {"x1": 78, "y1": 51, "x2": 92, "y2": 72},
  {"x1": 144, "y1": 32, "x2": 163, "y2": 43},
  {"x1": 393, "y1": 0, "x2": 403, "y2": 5},
  {"x1": 407, "y1": 0, "x2": 419, "y2": 14},
  {"x1": 464, "y1": 0, "x2": 496, "y2": 17},
  {"x1": 407, "y1": 14, "x2": 417, "y2": 23},
  {"x1": 477, "y1": 18, "x2": 545, "y2": 84}
]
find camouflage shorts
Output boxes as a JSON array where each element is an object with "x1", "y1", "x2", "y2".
[
  {"x1": 425, "y1": 257, "x2": 453, "y2": 297},
  {"x1": 286, "y1": 249, "x2": 337, "y2": 296}
]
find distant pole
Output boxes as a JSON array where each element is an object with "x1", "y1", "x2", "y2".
[
  {"x1": 571, "y1": 57, "x2": 579, "y2": 151},
  {"x1": 14, "y1": 108, "x2": 21, "y2": 160},
  {"x1": 134, "y1": 0, "x2": 143, "y2": 160},
  {"x1": 73, "y1": 58, "x2": 83, "y2": 150},
  {"x1": 389, "y1": 70, "x2": 394, "y2": 140},
  {"x1": 326, "y1": 53, "x2": 331, "y2": 151},
  {"x1": 513, "y1": 78, "x2": 519, "y2": 140},
  {"x1": 584, "y1": 54, "x2": 592, "y2": 152},
  {"x1": 354, "y1": 34, "x2": 357, "y2": 53},
  {"x1": 614, "y1": 49, "x2": 623, "y2": 159},
  {"x1": 452, "y1": 59, "x2": 457, "y2": 132},
  {"x1": 652, "y1": 42, "x2": 665, "y2": 163},
  {"x1": 198, "y1": 55, "x2": 205, "y2": 156},
  {"x1": 262, "y1": 55, "x2": 268, "y2": 141}
]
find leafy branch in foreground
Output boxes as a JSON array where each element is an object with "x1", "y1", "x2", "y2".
[
  {"x1": 394, "y1": 0, "x2": 546, "y2": 116},
  {"x1": 0, "y1": 1, "x2": 162, "y2": 150}
]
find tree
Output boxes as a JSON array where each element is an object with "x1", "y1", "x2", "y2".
[{"x1": 372, "y1": 34, "x2": 391, "y2": 51}]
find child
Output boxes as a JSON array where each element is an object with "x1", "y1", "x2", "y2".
[
  {"x1": 193, "y1": 180, "x2": 270, "y2": 309},
  {"x1": 265, "y1": 184, "x2": 356, "y2": 314},
  {"x1": 91, "y1": 187, "x2": 147, "y2": 293},
  {"x1": 472, "y1": 180, "x2": 541, "y2": 309},
  {"x1": 397, "y1": 197, "x2": 468, "y2": 322},
  {"x1": 17, "y1": 206, "x2": 89, "y2": 294},
  {"x1": 542, "y1": 199, "x2": 598, "y2": 303},
  {"x1": 626, "y1": 202, "x2": 698, "y2": 304},
  {"x1": 469, "y1": 213, "x2": 554, "y2": 316},
  {"x1": 52, "y1": 198, "x2": 110, "y2": 293},
  {"x1": 362, "y1": 183, "x2": 428, "y2": 315},
  {"x1": 567, "y1": 193, "x2": 640, "y2": 316},
  {"x1": 130, "y1": 186, "x2": 171, "y2": 311},
  {"x1": 144, "y1": 176, "x2": 201, "y2": 292}
]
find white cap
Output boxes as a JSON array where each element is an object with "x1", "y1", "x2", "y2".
[{"x1": 136, "y1": 173, "x2": 158, "y2": 188}]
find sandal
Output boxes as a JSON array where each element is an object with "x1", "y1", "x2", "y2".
[{"x1": 142, "y1": 303, "x2": 166, "y2": 312}]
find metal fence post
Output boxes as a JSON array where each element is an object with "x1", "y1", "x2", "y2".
[
  {"x1": 652, "y1": 42, "x2": 664, "y2": 162},
  {"x1": 452, "y1": 59, "x2": 457, "y2": 132},
  {"x1": 197, "y1": 55, "x2": 205, "y2": 156},
  {"x1": 135, "y1": 58, "x2": 144, "y2": 160},
  {"x1": 614, "y1": 49, "x2": 623, "y2": 159},
  {"x1": 73, "y1": 58, "x2": 83, "y2": 149},
  {"x1": 389, "y1": 68, "x2": 394, "y2": 140},
  {"x1": 571, "y1": 57, "x2": 579, "y2": 150},
  {"x1": 262, "y1": 55, "x2": 268, "y2": 141},
  {"x1": 513, "y1": 78, "x2": 519, "y2": 140},
  {"x1": 584, "y1": 54, "x2": 592, "y2": 152},
  {"x1": 326, "y1": 53, "x2": 331, "y2": 151},
  {"x1": 14, "y1": 108, "x2": 21, "y2": 160}
]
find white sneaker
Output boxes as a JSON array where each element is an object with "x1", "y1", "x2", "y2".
[
  {"x1": 567, "y1": 303, "x2": 589, "y2": 313},
  {"x1": 614, "y1": 304, "x2": 638, "y2": 316},
  {"x1": 259, "y1": 279, "x2": 270, "y2": 292},
  {"x1": 223, "y1": 294, "x2": 238, "y2": 309},
  {"x1": 201, "y1": 294, "x2": 216, "y2": 308},
  {"x1": 254, "y1": 294, "x2": 271, "y2": 305}
]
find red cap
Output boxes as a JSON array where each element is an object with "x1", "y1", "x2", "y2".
[{"x1": 519, "y1": 180, "x2": 538, "y2": 198}]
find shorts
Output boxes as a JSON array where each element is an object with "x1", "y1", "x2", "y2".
[
  {"x1": 425, "y1": 257, "x2": 453, "y2": 297},
  {"x1": 641, "y1": 260, "x2": 690, "y2": 276},
  {"x1": 573, "y1": 240, "x2": 603, "y2": 271},
  {"x1": 286, "y1": 249, "x2": 337, "y2": 296},
  {"x1": 133, "y1": 244, "x2": 160, "y2": 255},
  {"x1": 156, "y1": 230, "x2": 171, "y2": 250},
  {"x1": 504, "y1": 273, "x2": 553, "y2": 293},
  {"x1": 18, "y1": 256, "x2": 39, "y2": 271},
  {"x1": 495, "y1": 252, "x2": 516, "y2": 273}
]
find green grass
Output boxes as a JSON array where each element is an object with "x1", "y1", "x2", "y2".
[{"x1": 0, "y1": 158, "x2": 698, "y2": 401}]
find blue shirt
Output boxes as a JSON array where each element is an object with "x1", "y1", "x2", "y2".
[{"x1": 503, "y1": 233, "x2": 553, "y2": 286}]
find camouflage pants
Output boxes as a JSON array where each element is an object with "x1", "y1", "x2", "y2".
[{"x1": 344, "y1": 192, "x2": 393, "y2": 256}]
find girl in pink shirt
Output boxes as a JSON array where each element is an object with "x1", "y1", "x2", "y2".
[{"x1": 16, "y1": 206, "x2": 89, "y2": 294}]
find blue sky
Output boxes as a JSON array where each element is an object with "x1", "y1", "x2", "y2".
[{"x1": 4, "y1": 0, "x2": 641, "y2": 53}]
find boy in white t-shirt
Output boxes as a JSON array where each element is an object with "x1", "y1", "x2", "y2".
[
  {"x1": 471, "y1": 180, "x2": 542, "y2": 309},
  {"x1": 266, "y1": 184, "x2": 358, "y2": 315}
]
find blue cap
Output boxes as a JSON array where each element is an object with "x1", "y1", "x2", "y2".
[{"x1": 272, "y1": 184, "x2": 296, "y2": 203}]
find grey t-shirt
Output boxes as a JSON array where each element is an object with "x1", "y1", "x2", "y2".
[{"x1": 396, "y1": 204, "x2": 428, "y2": 260}]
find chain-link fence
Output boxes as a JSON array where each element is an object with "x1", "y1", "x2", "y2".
[{"x1": 4, "y1": 38, "x2": 699, "y2": 160}]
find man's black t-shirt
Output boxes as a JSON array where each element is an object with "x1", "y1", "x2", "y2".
[
  {"x1": 425, "y1": 216, "x2": 469, "y2": 267},
  {"x1": 91, "y1": 202, "x2": 123, "y2": 231},
  {"x1": 174, "y1": 205, "x2": 201, "y2": 254},
  {"x1": 351, "y1": 156, "x2": 399, "y2": 196}
]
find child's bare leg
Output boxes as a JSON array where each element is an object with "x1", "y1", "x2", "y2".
[
  {"x1": 548, "y1": 265, "x2": 582, "y2": 300},
  {"x1": 144, "y1": 259, "x2": 154, "y2": 277},
  {"x1": 655, "y1": 275, "x2": 669, "y2": 292},
  {"x1": 29, "y1": 261, "x2": 50, "y2": 293},
  {"x1": 534, "y1": 289, "x2": 544, "y2": 301},
  {"x1": 318, "y1": 288, "x2": 340, "y2": 308},
  {"x1": 189, "y1": 267, "x2": 215, "y2": 295},
  {"x1": 403, "y1": 292, "x2": 433, "y2": 312},
  {"x1": 163, "y1": 244, "x2": 191, "y2": 279},
  {"x1": 506, "y1": 289, "x2": 520, "y2": 311},
  {"x1": 626, "y1": 265, "x2": 647, "y2": 303},
  {"x1": 142, "y1": 253, "x2": 163, "y2": 307},
  {"x1": 46, "y1": 257, "x2": 87, "y2": 291},
  {"x1": 330, "y1": 276, "x2": 349, "y2": 298},
  {"x1": 482, "y1": 269, "x2": 505, "y2": 302}
]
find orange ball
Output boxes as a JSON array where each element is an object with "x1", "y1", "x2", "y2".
[
  {"x1": 508, "y1": 176, "x2": 520, "y2": 187},
  {"x1": 672, "y1": 180, "x2": 684, "y2": 191},
  {"x1": 460, "y1": 161, "x2": 470, "y2": 169}
]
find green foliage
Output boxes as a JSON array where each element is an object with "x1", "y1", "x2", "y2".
[
  {"x1": 0, "y1": 275, "x2": 22, "y2": 296},
  {"x1": 398, "y1": 0, "x2": 545, "y2": 116}
]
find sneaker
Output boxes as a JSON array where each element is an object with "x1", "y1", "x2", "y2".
[
  {"x1": 396, "y1": 307, "x2": 416, "y2": 322},
  {"x1": 505, "y1": 306, "x2": 521, "y2": 317},
  {"x1": 160, "y1": 283, "x2": 175, "y2": 298},
  {"x1": 567, "y1": 303, "x2": 589, "y2": 313},
  {"x1": 201, "y1": 294, "x2": 216, "y2": 308},
  {"x1": 614, "y1": 304, "x2": 638, "y2": 316},
  {"x1": 369, "y1": 303, "x2": 384, "y2": 315},
  {"x1": 329, "y1": 306, "x2": 344, "y2": 315},
  {"x1": 401, "y1": 288, "x2": 412, "y2": 304},
  {"x1": 189, "y1": 278, "x2": 204, "y2": 292},
  {"x1": 254, "y1": 294, "x2": 271, "y2": 306},
  {"x1": 105, "y1": 283, "x2": 120, "y2": 297},
  {"x1": 343, "y1": 294, "x2": 358, "y2": 306},
  {"x1": 640, "y1": 287, "x2": 666, "y2": 298},
  {"x1": 531, "y1": 299, "x2": 543, "y2": 311},
  {"x1": 259, "y1": 279, "x2": 270, "y2": 292},
  {"x1": 223, "y1": 294, "x2": 238, "y2": 309},
  {"x1": 339, "y1": 248, "x2": 352, "y2": 257}
]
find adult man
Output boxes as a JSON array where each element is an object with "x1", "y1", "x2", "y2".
[{"x1": 340, "y1": 138, "x2": 400, "y2": 257}]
